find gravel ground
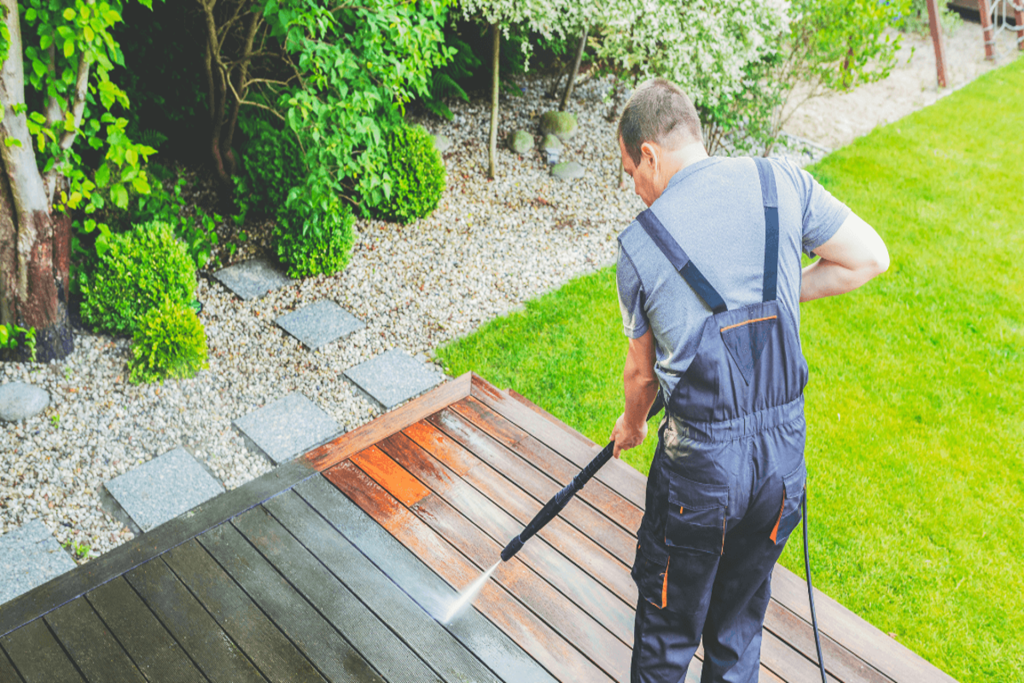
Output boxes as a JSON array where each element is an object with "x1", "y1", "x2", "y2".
[{"x1": 2, "y1": 25, "x2": 1016, "y2": 564}]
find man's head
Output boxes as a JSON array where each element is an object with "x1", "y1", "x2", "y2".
[{"x1": 618, "y1": 79, "x2": 706, "y2": 207}]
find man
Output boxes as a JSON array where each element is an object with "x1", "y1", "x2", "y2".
[{"x1": 609, "y1": 79, "x2": 889, "y2": 683}]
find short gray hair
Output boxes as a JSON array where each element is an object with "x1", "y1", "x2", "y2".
[{"x1": 617, "y1": 79, "x2": 702, "y2": 165}]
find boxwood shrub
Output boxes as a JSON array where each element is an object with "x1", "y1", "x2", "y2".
[
  {"x1": 373, "y1": 125, "x2": 446, "y2": 224},
  {"x1": 129, "y1": 299, "x2": 209, "y2": 384}
]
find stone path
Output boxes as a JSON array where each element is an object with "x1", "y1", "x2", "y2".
[
  {"x1": 275, "y1": 299, "x2": 365, "y2": 351},
  {"x1": 233, "y1": 392, "x2": 342, "y2": 465},
  {"x1": 343, "y1": 348, "x2": 444, "y2": 411},
  {"x1": 0, "y1": 519, "x2": 76, "y2": 605},
  {"x1": 213, "y1": 256, "x2": 294, "y2": 301}
]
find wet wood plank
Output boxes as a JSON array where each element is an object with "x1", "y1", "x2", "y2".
[
  {"x1": 352, "y1": 444, "x2": 632, "y2": 679},
  {"x1": 44, "y1": 598, "x2": 147, "y2": 683},
  {"x1": 86, "y1": 578, "x2": 207, "y2": 683},
  {"x1": 197, "y1": 522, "x2": 386, "y2": 683},
  {"x1": 0, "y1": 646, "x2": 24, "y2": 683},
  {"x1": 161, "y1": 539, "x2": 325, "y2": 683},
  {"x1": 262, "y1": 490, "x2": 506, "y2": 683},
  {"x1": 293, "y1": 475, "x2": 556, "y2": 683},
  {"x1": 0, "y1": 617, "x2": 85, "y2": 683},
  {"x1": 324, "y1": 459, "x2": 615, "y2": 683},
  {"x1": 125, "y1": 558, "x2": 266, "y2": 683},
  {"x1": 231, "y1": 505, "x2": 444, "y2": 683},
  {"x1": 382, "y1": 429, "x2": 635, "y2": 643}
]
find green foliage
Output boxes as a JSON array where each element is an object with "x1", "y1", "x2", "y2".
[
  {"x1": 62, "y1": 540, "x2": 91, "y2": 560},
  {"x1": 368, "y1": 126, "x2": 446, "y2": 224},
  {"x1": 239, "y1": 118, "x2": 305, "y2": 213},
  {"x1": 423, "y1": 37, "x2": 482, "y2": 120},
  {"x1": 80, "y1": 221, "x2": 196, "y2": 335},
  {"x1": 274, "y1": 200, "x2": 357, "y2": 279},
  {"x1": 127, "y1": 173, "x2": 225, "y2": 270},
  {"x1": 899, "y1": 0, "x2": 961, "y2": 35},
  {"x1": 0, "y1": 324, "x2": 38, "y2": 363},
  {"x1": 128, "y1": 298, "x2": 208, "y2": 384}
]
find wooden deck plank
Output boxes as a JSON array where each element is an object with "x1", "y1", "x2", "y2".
[
  {"x1": 292, "y1": 475, "x2": 556, "y2": 683},
  {"x1": 197, "y1": 522, "x2": 386, "y2": 683},
  {"x1": 0, "y1": 646, "x2": 24, "y2": 683},
  {"x1": 0, "y1": 617, "x2": 85, "y2": 683},
  {"x1": 761, "y1": 629, "x2": 840, "y2": 683},
  {"x1": 383, "y1": 429, "x2": 635, "y2": 643},
  {"x1": 324, "y1": 459, "x2": 616, "y2": 683},
  {"x1": 44, "y1": 598, "x2": 146, "y2": 683},
  {"x1": 421, "y1": 412, "x2": 638, "y2": 603},
  {"x1": 262, "y1": 490, "x2": 506, "y2": 683},
  {"x1": 161, "y1": 539, "x2": 325, "y2": 683},
  {"x1": 231, "y1": 505, "x2": 445, "y2": 683},
  {"x1": 86, "y1": 578, "x2": 207, "y2": 683},
  {"x1": 125, "y1": 558, "x2": 266, "y2": 683},
  {"x1": 453, "y1": 396, "x2": 644, "y2": 534},
  {"x1": 352, "y1": 444, "x2": 632, "y2": 679}
]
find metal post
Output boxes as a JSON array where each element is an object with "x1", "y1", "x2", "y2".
[
  {"x1": 1014, "y1": 0, "x2": 1024, "y2": 51},
  {"x1": 926, "y1": 0, "x2": 949, "y2": 87},
  {"x1": 978, "y1": 0, "x2": 997, "y2": 60}
]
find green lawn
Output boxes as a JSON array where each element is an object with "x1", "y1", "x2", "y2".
[{"x1": 436, "y1": 57, "x2": 1024, "y2": 681}]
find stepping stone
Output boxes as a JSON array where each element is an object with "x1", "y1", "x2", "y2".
[
  {"x1": 432, "y1": 134, "x2": 452, "y2": 153},
  {"x1": 344, "y1": 348, "x2": 443, "y2": 411},
  {"x1": 104, "y1": 448, "x2": 224, "y2": 532},
  {"x1": 213, "y1": 257, "x2": 293, "y2": 301},
  {"x1": 551, "y1": 161, "x2": 585, "y2": 181},
  {"x1": 275, "y1": 300, "x2": 365, "y2": 351},
  {"x1": 0, "y1": 382, "x2": 49, "y2": 422},
  {"x1": 233, "y1": 392, "x2": 341, "y2": 465},
  {"x1": 0, "y1": 519, "x2": 77, "y2": 605}
]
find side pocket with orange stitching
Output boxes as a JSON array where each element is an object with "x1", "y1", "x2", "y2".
[
  {"x1": 631, "y1": 542, "x2": 670, "y2": 609},
  {"x1": 772, "y1": 461, "x2": 806, "y2": 545}
]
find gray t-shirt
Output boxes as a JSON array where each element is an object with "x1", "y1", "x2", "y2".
[{"x1": 617, "y1": 156, "x2": 850, "y2": 398}]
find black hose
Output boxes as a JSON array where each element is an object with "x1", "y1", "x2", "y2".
[{"x1": 803, "y1": 494, "x2": 827, "y2": 683}]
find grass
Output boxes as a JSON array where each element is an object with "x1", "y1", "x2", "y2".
[{"x1": 435, "y1": 57, "x2": 1024, "y2": 682}]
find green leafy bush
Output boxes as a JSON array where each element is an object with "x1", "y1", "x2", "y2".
[
  {"x1": 370, "y1": 126, "x2": 446, "y2": 224},
  {"x1": 80, "y1": 221, "x2": 196, "y2": 336},
  {"x1": 0, "y1": 324, "x2": 37, "y2": 363},
  {"x1": 240, "y1": 118, "x2": 305, "y2": 211},
  {"x1": 129, "y1": 299, "x2": 208, "y2": 385},
  {"x1": 274, "y1": 199, "x2": 357, "y2": 279}
]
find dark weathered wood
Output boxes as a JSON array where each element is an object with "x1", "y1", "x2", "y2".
[
  {"x1": 197, "y1": 522, "x2": 386, "y2": 683},
  {"x1": 262, "y1": 490, "x2": 505, "y2": 683},
  {"x1": 351, "y1": 444, "x2": 632, "y2": 679},
  {"x1": 324, "y1": 460, "x2": 615, "y2": 683},
  {"x1": 161, "y1": 539, "x2": 325, "y2": 683},
  {"x1": 231, "y1": 506, "x2": 444, "y2": 683},
  {"x1": 304, "y1": 373, "x2": 472, "y2": 473},
  {"x1": 419, "y1": 413, "x2": 638, "y2": 603},
  {"x1": 438, "y1": 403, "x2": 638, "y2": 563},
  {"x1": 292, "y1": 475, "x2": 555, "y2": 683},
  {"x1": 0, "y1": 459, "x2": 317, "y2": 639},
  {"x1": 0, "y1": 617, "x2": 85, "y2": 683},
  {"x1": 381, "y1": 429, "x2": 634, "y2": 642},
  {"x1": 0, "y1": 646, "x2": 24, "y2": 683},
  {"x1": 469, "y1": 375, "x2": 648, "y2": 509},
  {"x1": 125, "y1": 558, "x2": 266, "y2": 683},
  {"x1": 760, "y1": 629, "x2": 840, "y2": 683},
  {"x1": 86, "y1": 578, "x2": 207, "y2": 683},
  {"x1": 44, "y1": 598, "x2": 146, "y2": 683}
]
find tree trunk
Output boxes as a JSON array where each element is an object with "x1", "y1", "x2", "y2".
[
  {"x1": 559, "y1": 26, "x2": 589, "y2": 112},
  {"x1": 488, "y1": 23, "x2": 500, "y2": 180}
]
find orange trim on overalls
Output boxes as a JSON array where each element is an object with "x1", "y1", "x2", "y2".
[
  {"x1": 769, "y1": 491, "x2": 786, "y2": 543},
  {"x1": 720, "y1": 315, "x2": 778, "y2": 333},
  {"x1": 661, "y1": 558, "x2": 670, "y2": 608}
]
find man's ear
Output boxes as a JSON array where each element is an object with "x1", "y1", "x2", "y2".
[{"x1": 640, "y1": 141, "x2": 658, "y2": 168}]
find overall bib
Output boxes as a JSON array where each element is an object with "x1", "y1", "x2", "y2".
[{"x1": 630, "y1": 159, "x2": 809, "y2": 683}]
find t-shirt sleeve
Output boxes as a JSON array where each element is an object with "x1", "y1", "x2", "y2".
[
  {"x1": 616, "y1": 242, "x2": 649, "y2": 339},
  {"x1": 775, "y1": 158, "x2": 851, "y2": 256}
]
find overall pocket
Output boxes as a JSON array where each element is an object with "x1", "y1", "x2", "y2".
[
  {"x1": 631, "y1": 540, "x2": 670, "y2": 610},
  {"x1": 771, "y1": 460, "x2": 806, "y2": 545},
  {"x1": 664, "y1": 470, "x2": 729, "y2": 555}
]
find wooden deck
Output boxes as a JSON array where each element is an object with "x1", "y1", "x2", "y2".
[{"x1": 0, "y1": 373, "x2": 957, "y2": 683}]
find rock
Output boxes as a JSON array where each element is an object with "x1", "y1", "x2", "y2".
[
  {"x1": 0, "y1": 382, "x2": 49, "y2": 422},
  {"x1": 551, "y1": 161, "x2": 585, "y2": 181},
  {"x1": 539, "y1": 111, "x2": 578, "y2": 142},
  {"x1": 540, "y1": 134, "x2": 563, "y2": 152},
  {"x1": 507, "y1": 130, "x2": 534, "y2": 154},
  {"x1": 432, "y1": 134, "x2": 452, "y2": 153}
]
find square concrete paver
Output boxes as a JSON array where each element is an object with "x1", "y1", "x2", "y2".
[
  {"x1": 105, "y1": 448, "x2": 225, "y2": 532},
  {"x1": 233, "y1": 392, "x2": 341, "y2": 465},
  {"x1": 0, "y1": 519, "x2": 77, "y2": 606},
  {"x1": 344, "y1": 349, "x2": 443, "y2": 411},
  {"x1": 213, "y1": 257, "x2": 293, "y2": 300},
  {"x1": 276, "y1": 300, "x2": 365, "y2": 351}
]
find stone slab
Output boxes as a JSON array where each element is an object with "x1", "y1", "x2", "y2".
[
  {"x1": 433, "y1": 134, "x2": 452, "y2": 154},
  {"x1": 551, "y1": 161, "x2": 585, "y2": 181},
  {"x1": 0, "y1": 382, "x2": 49, "y2": 422},
  {"x1": 104, "y1": 448, "x2": 225, "y2": 532},
  {"x1": 343, "y1": 348, "x2": 443, "y2": 411},
  {"x1": 275, "y1": 300, "x2": 365, "y2": 351},
  {"x1": 233, "y1": 392, "x2": 341, "y2": 465},
  {"x1": 0, "y1": 519, "x2": 76, "y2": 606},
  {"x1": 212, "y1": 257, "x2": 293, "y2": 301}
]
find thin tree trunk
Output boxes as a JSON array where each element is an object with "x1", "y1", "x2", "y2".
[
  {"x1": 546, "y1": 60, "x2": 568, "y2": 99},
  {"x1": 488, "y1": 23, "x2": 500, "y2": 180},
  {"x1": 199, "y1": 0, "x2": 232, "y2": 184},
  {"x1": 221, "y1": 7, "x2": 261, "y2": 177},
  {"x1": 559, "y1": 26, "x2": 589, "y2": 112}
]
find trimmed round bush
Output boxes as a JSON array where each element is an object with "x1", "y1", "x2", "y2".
[
  {"x1": 129, "y1": 299, "x2": 209, "y2": 385},
  {"x1": 80, "y1": 221, "x2": 196, "y2": 335},
  {"x1": 374, "y1": 125, "x2": 446, "y2": 224},
  {"x1": 274, "y1": 200, "x2": 357, "y2": 279}
]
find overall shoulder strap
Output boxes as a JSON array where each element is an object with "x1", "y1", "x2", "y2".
[
  {"x1": 636, "y1": 208, "x2": 728, "y2": 314},
  {"x1": 753, "y1": 158, "x2": 779, "y2": 303}
]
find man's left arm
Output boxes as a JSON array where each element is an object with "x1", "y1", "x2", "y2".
[{"x1": 611, "y1": 329, "x2": 659, "y2": 459}]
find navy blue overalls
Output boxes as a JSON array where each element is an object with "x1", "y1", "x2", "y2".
[{"x1": 630, "y1": 159, "x2": 809, "y2": 683}]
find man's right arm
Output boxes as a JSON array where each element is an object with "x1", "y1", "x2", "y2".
[{"x1": 800, "y1": 212, "x2": 889, "y2": 302}]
